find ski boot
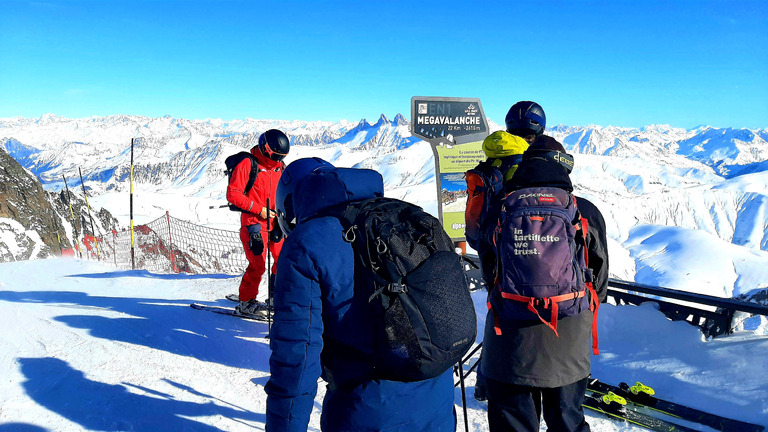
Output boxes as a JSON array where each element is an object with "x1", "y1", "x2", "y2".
[{"x1": 236, "y1": 299, "x2": 270, "y2": 318}]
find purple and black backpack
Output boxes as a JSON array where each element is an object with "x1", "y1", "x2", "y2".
[{"x1": 488, "y1": 186, "x2": 600, "y2": 354}]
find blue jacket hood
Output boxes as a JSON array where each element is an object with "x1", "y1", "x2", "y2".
[{"x1": 293, "y1": 167, "x2": 384, "y2": 223}]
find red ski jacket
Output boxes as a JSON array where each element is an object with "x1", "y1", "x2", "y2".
[{"x1": 226, "y1": 146, "x2": 285, "y2": 228}]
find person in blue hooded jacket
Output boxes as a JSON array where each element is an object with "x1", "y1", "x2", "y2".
[{"x1": 265, "y1": 157, "x2": 456, "y2": 432}]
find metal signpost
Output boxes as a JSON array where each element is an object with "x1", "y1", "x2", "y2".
[{"x1": 410, "y1": 96, "x2": 490, "y2": 241}]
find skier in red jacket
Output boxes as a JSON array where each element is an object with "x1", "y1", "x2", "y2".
[{"x1": 226, "y1": 129, "x2": 290, "y2": 316}]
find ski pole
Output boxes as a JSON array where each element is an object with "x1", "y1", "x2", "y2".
[
  {"x1": 454, "y1": 342, "x2": 483, "y2": 387},
  {"x1": 266, "y1": 198, "x2": 272, "y2": 338},
  {"x1": 458, "y1": 358, "x2": 470, "y2": 432}
]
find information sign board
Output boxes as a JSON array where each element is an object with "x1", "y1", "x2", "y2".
[{"x1": 411, "y1": 97, "x2": 490, "y2": 240}]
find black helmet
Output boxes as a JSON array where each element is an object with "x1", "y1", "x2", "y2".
[
  {"x1": 505, "y1": 101, "x2": 546, "y2": 137},
  {"x1": 258, "y1": 129, "x2": 290, "y2": 162}
]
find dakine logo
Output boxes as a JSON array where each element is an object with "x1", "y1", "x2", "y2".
[
  {"x1": 418, "y1": 103, "x2": 428, "y2": 115},
  {"x1": 465, "y1": 104, "x2": 477, "y2": 116},
  {"x1": 518, "y1": 192, "x2": 555, "y2": 200}
]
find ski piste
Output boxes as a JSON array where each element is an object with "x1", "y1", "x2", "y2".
[
  {"x1": 190, "y1": 303, "x2": 269, "y2": 321},
  {"x1": 588, "y1": 378, "x2": 764, "y2": 432},
  {"x1": 584, "y1": 395, "x2": 700, "y2": 432}
]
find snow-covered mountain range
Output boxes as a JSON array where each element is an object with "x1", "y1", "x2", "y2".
[
  {"x1": 1, "y1": 114, "x2": 767, "y2": 301},
  {"x1": 0, "y1": 113, "x2": 418, "y2": 194},
  {"x1": 2, "y1": 114, "x2": 766, "y2": 194}
]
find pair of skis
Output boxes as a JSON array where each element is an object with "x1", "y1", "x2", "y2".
[
  {"x1": 190, "y1": 294, "x2": 271, "y2": 322},
  {"x1": 584, "y1": 395, "x2": 698, "y2": 432},
  {"x1": 585, "y1": 378, "x2": 764, "y2": 432}
]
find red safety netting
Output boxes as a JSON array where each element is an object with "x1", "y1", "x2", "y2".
[{"x1": 106, "y1": 213, "x2": 247, "y2": 275}]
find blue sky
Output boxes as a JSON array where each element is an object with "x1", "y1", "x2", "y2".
[{"x1": 1, "y1": 0, "x2": 766, "y2": 129}]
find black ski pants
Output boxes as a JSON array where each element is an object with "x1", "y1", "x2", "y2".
[{"x1": 486, "y1": 376, "x2": 590, "y2": 432}]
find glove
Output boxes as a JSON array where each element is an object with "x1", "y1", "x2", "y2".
[
  {"x1": 246, "y1": 224, "x2": 264, "y2": 255},
  {"x1": 269, "y1": 224, "x2": 283, "y2": 243}
]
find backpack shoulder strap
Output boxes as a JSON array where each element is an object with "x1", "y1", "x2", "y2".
[
  {"x1": 308, "y1": 199, "x2": 393, "y2": 297},
  {"x1": 303, "y1": 201, "x2": 367, "y2": 255},
  {"x1": 573, "y1": 197, "x2": 601, "y2": 355},
  {"x1": 499, "y1": 154, "x2": 523, "y2": 171},
  {"x1": 582, "y1": 215, "x2": 600, "y2": 355},
  {"x1": 243, "y1": 155, "x2": 259, "y2": 194},
  {"x1": 469, "y1": 158, "x2": 495, "y2": 174},
  {"x1": 306, "y1": 201, "x2": 358, "y2": 227}
]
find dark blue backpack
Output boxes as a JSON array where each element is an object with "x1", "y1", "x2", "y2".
[
  {"x1": 489, "y1": 186, "x2": 600, "y2": 353},
  {"x1": 321, "y1": 193, "x2": 477, "y2": 382}
]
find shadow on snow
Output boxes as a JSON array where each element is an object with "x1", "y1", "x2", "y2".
[
  {"x1": 67, "y1": 269, "x2": 237, "y2": 280},
  {"x1": 18, "y1": 357, "x2": 264, "y2": 431},
  {"x1": 0, "y1": 289, "x2": 270, "y2": 372}
]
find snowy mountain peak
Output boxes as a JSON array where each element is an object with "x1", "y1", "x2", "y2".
[
  {"x1": 350, "y1": 118, "x2": 372, "y2": 133},
  {"x1": 374, "y1": 114, "x2": 390, "y2": 127},
  {"x1": 37, "y1": 113, "x2": 65, "y2": 125},
  {"x1": 640, "y1": 124, "x2": 680, "y2": 133}
]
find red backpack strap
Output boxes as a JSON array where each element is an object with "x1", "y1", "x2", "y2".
[
  {"x1": 579, "y1": 216, "x2": 600, "y2": 355},
  {"x1": 588, "y1": 281, "x2": 599, "y2": 355},
  {"x1": 488, "y1": 285, "x2": 503, "y2": 336},
  {"x1": 579, "y1": 216, "x2": 589, "y2": 267}
]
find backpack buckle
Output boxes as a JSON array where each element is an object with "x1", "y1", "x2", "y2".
[
  {"x1": 386, "y1": 283, "x2": 408, "y2": 294},
  {"x1": 368, "y1": 283, "x2": 408, "y2": 302},
  {"x1": 376, "y1": 238, "x2": 388, "y2": 254},
  {"x1": 532, "y1": 298, "x2": 549, "y2": 309},
  {"x1": 343, "y1": 226, "x2": 356, "y2": 243}
]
